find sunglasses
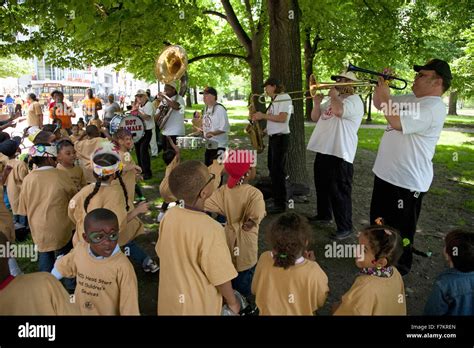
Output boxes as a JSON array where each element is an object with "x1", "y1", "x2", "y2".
[{"x1": 87, "y1": 230, "x2": 119, "y2": 244}]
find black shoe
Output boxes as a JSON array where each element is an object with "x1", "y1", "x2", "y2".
[
  {"x1": 330, "y1": 230, "x2": 354, "y2": 241},
  {"x1": 307, "y1": 215, "x2": 332, "y2": 224}
]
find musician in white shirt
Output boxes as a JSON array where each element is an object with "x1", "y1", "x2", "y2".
[
  {"x1": 155, "y1": 81, "x2": 185, "y2": 152},
  {"x1": 253, "y1": 77, "x2": 292, "y2": 214},
  {"x1": 198, "y1": 87, "x2": 230, "y2": 166}
]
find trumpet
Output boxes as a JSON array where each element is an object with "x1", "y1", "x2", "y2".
[{"x1": 347, "y1": 63, "x2": 408, "y2": 90}]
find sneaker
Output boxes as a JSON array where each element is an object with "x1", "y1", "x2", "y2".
[
  {"x1": 307, "y1": 215, "x2": 332, "y2": 225},
  {"x1": 330, "y1": 230, "x2": 354, "y2": 241},
  {"x1": 143, "y1": 259, "x2": 160, "y2": 273}
]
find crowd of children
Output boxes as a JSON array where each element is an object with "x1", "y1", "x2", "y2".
[{"x1": 0, "y1": 118, "x2": 472, "y2": 316}]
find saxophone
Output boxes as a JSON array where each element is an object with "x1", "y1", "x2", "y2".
[{"x1": 245, "y1": 95, "x2": 265, "y2": 154}]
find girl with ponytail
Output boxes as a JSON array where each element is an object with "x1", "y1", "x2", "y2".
[
  {"x1": 251, "y1": 212, "x2": 329, "y2": 315},
  {"x1": 68, "y1": 140, "x2": 159, "y2": 273}
]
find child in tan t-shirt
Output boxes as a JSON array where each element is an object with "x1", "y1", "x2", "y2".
[
  {"x1": 333, "y1": 224, "x2": 407, "y2": 315},
  {"x1": 252, "y1": 213, "x2": 329, "y2": 315},
  {"x1": 157, "y1": 160, "x2": 240, "y2": 315},
  {"x1": 0, "y1": 232, "x2": 79, "y2": 315},
  {"x1": 52, "y1": 208, "x2": 139, "y2": 315},
  {"x1": 75, "y1": 125, "x2": 109, "y2": 183},
  {"x1": 205, "y1": 149, "x2": 266, "y2": 298},
  {"x1": 113, "y1": 128, "x2": 143, "y2": 208},
  {"x1": 17, "y1": 143, "x2": 77, "y2": 291},
  {"x1": 69, "y1": 141, "x2": 159, "y2": 273},
  {"x1": 56, "y1": 139, "x2": 86, "y2": 192},
  {"x1": 157, "y1": 136, "x2": 181, "y2": 222}
]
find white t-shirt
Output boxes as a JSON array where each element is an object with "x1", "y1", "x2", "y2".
[
  {"x1": 202, "y1": 103, "x2": 230, "y2": 148},
  {"x1": 307, "y1": 94, "x2": 364, "y2": 163},
  {"x1": 139, "y1": 101, "x2": 155, "y2": 130},
  {"x1": 160, "y1": 95, "x2": 185, "y2": 136},
  {"x1": 373, "y1": 94, "x2": 447, "y2": 192},
  {"x1": 266, "y1": 93, "x2": 292, "y2": 135}
]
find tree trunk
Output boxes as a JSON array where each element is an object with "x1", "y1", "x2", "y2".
[
  {"x1": 267, "y1": 0, "x2": 308, "y2": 185},
  {"x1": 249, "y1": 53, "x2": 266, "y2": 113},
  {"x1": 303, "y1": 29, "x2": 314, "y2": 121},
  {"x1": 186, "y1": 90, "x2": 192, "y2": 107},
  {"x1": 193, "y1": 86, "x2": 198, "y2": 105},
  {"x1": 448, "y1": 91, "x2": 458, "y2": 115}
]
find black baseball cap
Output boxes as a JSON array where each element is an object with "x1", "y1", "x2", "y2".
[
  {"x1": 414, "y1": 59, "x2": 452, "y2": 80},
  {"x1": 262, "y1": 77, "x2": 281, "y2": 87},
  {"x1": 200, "y1": 87, "x2": 217, "y2": 97},
  {"x1": 0, "y1": 137, "x2": 21, "y2": 157}
]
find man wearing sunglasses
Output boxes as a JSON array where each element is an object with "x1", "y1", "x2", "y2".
[{"x1": 371, "y1": 58, "x2": 452, "y2": 276}]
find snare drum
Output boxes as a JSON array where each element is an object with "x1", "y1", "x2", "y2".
[
  {"x1": 176, "y1": 136, "x2": 203, "y2": 150},
  {"x1": 109, "y1": 114, "x2": 145, "y2": 143}
]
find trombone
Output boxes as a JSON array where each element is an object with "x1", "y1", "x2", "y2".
[
  {"x1": 255, "y1": 63, "x2": 408, "y2": 104},
  {"x1": 256, "y1": 74, "x2": 375, "y2": 104}
]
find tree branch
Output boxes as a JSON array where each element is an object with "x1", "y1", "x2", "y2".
[
  {"x1": 203, "y1": 10, "x2": 227, "y2": 20},
  {"x1": 188, "y1": 52, "x2": 247, "y2": 64},
  {"x1": 220, "y1": 0, "x2": 252, "y2": 53},
  {"x1": 244, "y1": 0, "x2": 255, "y2": 35}
]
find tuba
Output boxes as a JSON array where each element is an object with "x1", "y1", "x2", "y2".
[
  {"x1": 246, "y1": 94, "x2": 265, "y2": 154},
  {"x1": 154, "y1": 45, "x2": 188, "y2": 129}
]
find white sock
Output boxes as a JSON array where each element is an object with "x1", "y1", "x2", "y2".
[{"x1": 8, "y1": 258, "x2": 23, "y2": 276}]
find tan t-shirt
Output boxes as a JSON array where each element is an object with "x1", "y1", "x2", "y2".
[
  {"x1": 208, "y1": 159, "x2": 224, "y2": 192},
  {"x1": 333, "y1": 267, "x2": 407, "y2": 315},
  {"x1": 27, "y1": 101, "x2": 43, "y2": 127},
  {"x1": 119, "y1": 150, "x2": 138, "y2": 207},
  {"x1": 156, "y1": 207, "x2": 237, "y2": 315},
  {"x1": 69, "y1": 181, "x2": 143, "y2": 246},
  {"x1": 5, "y1": 158, "x2": 29, "y2": 215},
  {"x1": 55, "y1": 242, "x2": 139, "y2": 315},
  {"x1": 0, "y1": 186, "x2": 15, "y2": 242},
  {"x1": 251, "y1": 251, "x2": 329, "y2": 315},
  {"x1": 0, "y1": 155, "x2": 14, "y2": 241},
  {"x1": 159, "y1": 156, "x2": 180, "y2": 204},
  {"x1": 0, "y1": 273, "x2": 80, "y2": 315},
  {"x1": 205, "y1": 184, "x2": 266, "y2": 272},
  {"x1": 75, "y1": 137, "x2": 105, "y2": 183},
  {"x1": 17, "y1": 168, "x2": 77, "y2": 252},
  {"x1": 57, "y1": 163, "x2": 86, "y2": 192}
]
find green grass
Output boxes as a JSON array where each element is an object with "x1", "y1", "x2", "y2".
[{"x1": 464, "y1": 200, "x2": 474, "y2": 212}]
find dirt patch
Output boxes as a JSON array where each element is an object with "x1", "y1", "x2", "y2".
[{"x1": 134, "y1": 142, "x2": 473, "y2": 315}]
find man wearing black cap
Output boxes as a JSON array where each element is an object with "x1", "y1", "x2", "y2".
[
  {"x1": 198, "y1": 87, "x2": 230, "y2": 166},
  {"x1": 371, "y1": 58, "x2": 452, "y2": 275},
  {"x1": 253, "y1": 77, "x2": 293, "y2": 214}
]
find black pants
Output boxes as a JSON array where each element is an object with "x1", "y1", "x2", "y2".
[
  {"x1": 161, "y1": 135, "x2": 178, "y2": 153},
  {"x1": 268, "y1": 134, "x2": 289, "y2": 208},
  {"x1": 156, "y1": 125, "x2": 163, "y2": 154},
  {"x1": 369, "y1": 175, "x2": 425, "y2": 275},
  {"x1": 314, "y1": 153, "x2": 353, "y2": 232},
  {"x1": 204, "y1": 147, "x2": 226, "y2": 167},
  {"x1": 135, "y1": 129, "x2": 152, "y2": 177}
]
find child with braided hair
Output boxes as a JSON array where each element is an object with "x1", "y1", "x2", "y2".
[
  {"x1": 68, "y1": 140, "x2": 159, "y2": 273},
  {"x1": 333, "y1": 223, "x2": 407, "y2": 315},
  {"x1": 112, "y1": 128, "x2": 143, "y2": 207},
  {"x1": 251, "y1": 212, "x2": 329, "y2": 315}
]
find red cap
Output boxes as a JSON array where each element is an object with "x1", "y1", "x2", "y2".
[{"x1": 224, "y1": 150, "x2": 255, "y2": 188}]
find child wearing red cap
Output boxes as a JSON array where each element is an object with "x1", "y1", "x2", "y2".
[{"x1": 204, "y1": 149, "x2": 266, "y2": 298}]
